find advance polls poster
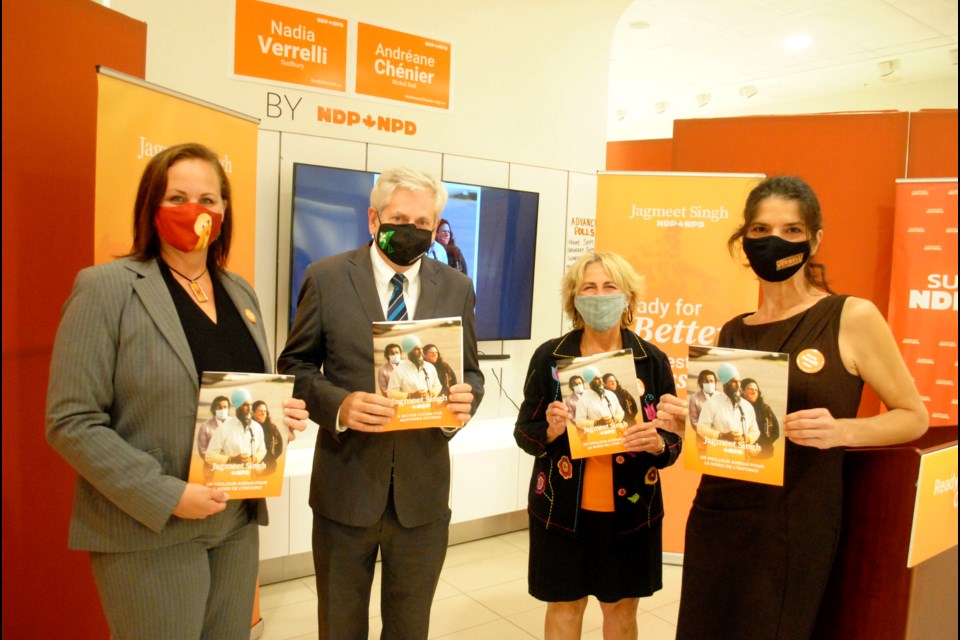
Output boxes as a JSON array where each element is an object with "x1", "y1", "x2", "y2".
[{"x1": 94, "y1": 69, "x2": 259, "y2": 283}]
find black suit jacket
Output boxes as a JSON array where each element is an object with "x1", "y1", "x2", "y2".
[{"x1": 278, "y1": 245, "x2": 484, "y2": 528}]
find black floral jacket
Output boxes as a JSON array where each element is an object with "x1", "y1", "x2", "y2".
[{"x1": 514, "y1": 329, "x2": 682, "y2": 537}]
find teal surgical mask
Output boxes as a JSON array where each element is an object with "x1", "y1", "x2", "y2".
[{"x1": 575, "y1": 294, "x2": 626, "y2": 332}]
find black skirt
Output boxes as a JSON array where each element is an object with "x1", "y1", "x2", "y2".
[{"x1": 528, "y1": 510, "x2": 663, "y2": 603}]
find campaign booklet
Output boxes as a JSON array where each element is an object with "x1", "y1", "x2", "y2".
[
  {"x1": 372, "y1": 316, "x2": 464, "y2": 430},
  {"x1": 187, "y1": 372, "x2": 295, "y2": 499},
  {"x1": 684, "y1": 345, "x2": 789, "y2": 486},
  {"x1": 557, "y1": 349, "x2": 642, "y2": 459}
]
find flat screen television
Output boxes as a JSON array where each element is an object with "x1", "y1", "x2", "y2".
[{"x1": 290, "y1": 163, "x2": 540, "y2": 341}]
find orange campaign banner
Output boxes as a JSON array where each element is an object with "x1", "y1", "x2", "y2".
[
  {"x1": 886, "y1": 179, "x2": 958, "y2": 426},
  {"x1": 94, "y1": 70, "x2": 259, "y2": 283},
  {"x1": 355, "y1": 22, "x2": 451, "y2": 109},
  {"x1": 233, "y1": 0, "x2": 348, "y2": 92},
  {"x1": 595, "y1": 173, "x2": 763, "y2": 470},
  {"x1": 908, "y1": 444, "x2": 958, "y2": 567}
]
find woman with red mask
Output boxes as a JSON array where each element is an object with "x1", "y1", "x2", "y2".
[{"x1": 46, "y1": 143, "x2": 308, "y2": 639}]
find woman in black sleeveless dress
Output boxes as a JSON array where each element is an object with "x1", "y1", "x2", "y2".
[{"x1": 662, "y1": 176, "x2": 928, "y2": 639}]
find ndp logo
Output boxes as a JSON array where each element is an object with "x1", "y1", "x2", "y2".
[{"x1": 317, "y1": 106, "x2": 417, "y2": 135}]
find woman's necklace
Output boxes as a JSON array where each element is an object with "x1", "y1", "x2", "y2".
[{"x1": 167, "y1": 263, "x2": 209, "y2": 303}]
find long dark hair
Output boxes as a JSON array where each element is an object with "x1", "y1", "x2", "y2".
[
  {"x1": 437, "y1": 218, "x2": 458, "y2": 246},
  {"x1": 728, "y1": 176, "x2": 833, "y2": 293},
  {"x1": 128, "y1": 143, "x2": 233, "y2": 271}
]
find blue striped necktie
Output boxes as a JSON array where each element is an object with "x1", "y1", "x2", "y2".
[{"x1": 387, "y1": 273, "x2": 408, "y2": 321}]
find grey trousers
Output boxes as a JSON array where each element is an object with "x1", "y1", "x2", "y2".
[
  {"x1": 90, "y1": 501, "x2": 259, "y2": 640},
  {"x1": 312, "y1": 496, "x2": 450, "y2": 639}
]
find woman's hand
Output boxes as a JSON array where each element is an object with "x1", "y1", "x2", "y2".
[
  {"x1": 783, "y1": 407, "x2": 846, "y2": 449},
  {"x1": 281, "y1": 397, "x2": 309, "y2": 441},
  {"x1": 622, "y1": 422, "x2": 665, "y2": 454},
  {"x1": 545, "y1": 401, "x2": 571, "y2": 443},
  {"x1": 654, "y1": 393, "x2": 688, "y2": 435},
  {"x1": 173, "y1": 483, "x2": 229, "y2": 519}
]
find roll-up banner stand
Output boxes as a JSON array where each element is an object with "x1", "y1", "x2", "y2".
[
  {"x1": 94, "y1": 67, "x2": 260, "y2": 284},
  {"x1": 596, "y1": 172, "x2": 762, "y2": 552},
  {"x1": 887, "y1": 178, "x2": 959, "y2": 427}
]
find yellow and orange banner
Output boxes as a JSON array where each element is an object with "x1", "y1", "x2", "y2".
[
  {"x1": 94, "y1": 70, "x2": 259, "y2": 283},
  {"x1": 886, "y1": 179, "x2": 958, "y2": 427},
  {"x1": 908, "y1": 444, "x2": 958, "y2": 567},
  {"x1": 234, "y1": 0, "x2": 347, "y2": 92},
  {"x1": 356, "y1": 22, "x2": 451, "y2": 109},
  {"x1": 596, "y1": 172, "x2": 763, "y2": 469}
]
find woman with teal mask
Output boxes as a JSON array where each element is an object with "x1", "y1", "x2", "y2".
[{"x1": 515, "y1": 251, "x2": 684, "y2": 639}]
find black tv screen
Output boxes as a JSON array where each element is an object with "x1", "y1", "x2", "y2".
[{"x1": 290, "y1": 163, "x2": 539, "y2": 341}]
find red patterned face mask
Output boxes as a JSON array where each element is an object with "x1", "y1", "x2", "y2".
[{"x1": 155, "y1": 203, "x2": 223, "y2": 253}]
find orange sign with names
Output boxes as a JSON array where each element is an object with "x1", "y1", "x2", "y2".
[
  {"x1": 356, "y1": 22, "x2": 451, "y2": 109},
  {"x1": 234, "y1": 0, "x2": 347, "y2": 92}
]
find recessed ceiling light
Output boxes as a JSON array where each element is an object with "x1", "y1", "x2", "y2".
[
  {"x1": 783, "y1": 34, "x2": 812, "y2": 52},
  {"x1": 629, "y1": 20, "x2": 651, "y2": 30}
]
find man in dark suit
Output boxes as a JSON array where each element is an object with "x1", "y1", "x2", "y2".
[{"x1": 278, "y1": 167, "x2": 484, "y2": 639}]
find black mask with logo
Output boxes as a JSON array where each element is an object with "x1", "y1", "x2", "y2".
[
  {"x1": 742, "y1": 235, "x2": 810, "y2": 283},
  {"x1": 376, "y1": 221, "x2": 433, "y2": 267}
]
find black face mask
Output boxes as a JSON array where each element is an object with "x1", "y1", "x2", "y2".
[
  {"x1": 376, "y1": 222, "x2": 433, "y2": 267},
  {"x1": 742, "y1": 235, "x2": 810, "y2": 283}
]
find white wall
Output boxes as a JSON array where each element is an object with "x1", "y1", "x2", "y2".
[{"x1": 110, "y1": 0, "x2": 627, "y2": 173}]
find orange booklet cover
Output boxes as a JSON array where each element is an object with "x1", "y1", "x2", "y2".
[
  {"x1": 684, "y1": 345, "x2": 788, "y2": 487},
  {"x1": 558, "y1": 349, "x2": 642, "y2": 459},
  {"x1": 187, "y1": 372, "x2": 294, "y2": 499},
  {"x1": 372, "y1": 317, "x2": 463, "y2": 430}
]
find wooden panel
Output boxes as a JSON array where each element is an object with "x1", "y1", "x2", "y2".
[{"x1": 814, "y1": 426, "x2": 958, "y2": 638}]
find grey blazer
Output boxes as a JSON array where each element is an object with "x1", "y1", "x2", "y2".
[
  {"x1": 278, "y1": 245, "x2": 484, "y2": 528},
  {"x1": 46, "y1": 257, "x2": 272, "y2": 552}
]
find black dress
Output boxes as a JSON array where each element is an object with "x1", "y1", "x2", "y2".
[{"x1": 677, "y1": 295, "x2": 863, "y2": 640}]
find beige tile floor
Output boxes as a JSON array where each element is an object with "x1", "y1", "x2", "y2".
[{"x1": 258, "y1": 530, "x2": 682, "y2": 640}]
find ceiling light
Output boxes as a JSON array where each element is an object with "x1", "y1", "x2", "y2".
[
  {"x1": 878, "y1": 59, "x2": 900, "y2": 77},
  {"x1": 654, "y1": 101, "x2": 669, "y2": 114},
  {"x1": 783, "y1": 34, "x2": 812, "y2": 52},
  {"x1": 695, "y1": 93, "x2": 711, "y2": 108},
  {"x1": 739, "y1": 85, "x2": 758, "y2": 98}
]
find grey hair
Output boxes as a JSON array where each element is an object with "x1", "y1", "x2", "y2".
[{"x1": 370, "y1": 167, "x2": 448, "y2": 220}]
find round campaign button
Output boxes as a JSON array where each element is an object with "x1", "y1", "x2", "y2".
[{"x1": 796, "y1": 348, "x2": 825, "y2": 374}]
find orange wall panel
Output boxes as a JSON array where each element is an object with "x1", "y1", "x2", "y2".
[
  {"x1": 606, "y1": 138, "x2": 673, "y2": 171},
  {"x1": 908, "y1": 109, "x2": 959, "y2": 178},
  {"x1": 672, "y1": 112, "x2": 909, "y2": 320},
  {"x1": 2, "y1": 1, "x2": 145, "y2": 637}
]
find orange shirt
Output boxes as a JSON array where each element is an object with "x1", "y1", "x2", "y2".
[{"x1": 580, "y1": 455, "x2": 614, "y2": 512}]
